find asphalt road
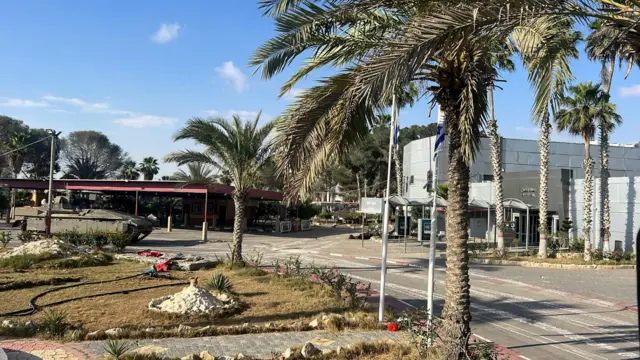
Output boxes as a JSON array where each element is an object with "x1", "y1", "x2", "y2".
[{"x1": 131, "y1": 228, "x2": 640, "y2": 359}]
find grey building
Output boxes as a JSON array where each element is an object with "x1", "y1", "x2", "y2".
[
  {"x1": 403, "y1": 136, "x2": 640, "y2": 252},
  {"x1": 403, "y1": 136, "x2": 640, "y2": 199}
]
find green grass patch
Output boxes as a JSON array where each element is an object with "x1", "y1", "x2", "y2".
[
  {"x1": 0, "y1": 252, "x2": 57, "y2": 270},
  {"x1": 45, "y1": 252, "x2": 113, "y2": 269}
]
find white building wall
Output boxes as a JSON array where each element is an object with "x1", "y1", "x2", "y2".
[
  {"x1": 404, "y1": 136, "x2": 640, "y2": 200},
  {"x1": 570, "y1": 177, "x2": 639, "y2": 253}
]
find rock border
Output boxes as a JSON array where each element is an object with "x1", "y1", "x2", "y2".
[{"x1": 468, "y1": 257, "x2": 636, "y2": 270}]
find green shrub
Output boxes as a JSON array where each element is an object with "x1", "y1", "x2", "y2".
[
  {"x1": 296, "y1": 199, "x2": 321, "y2": 220},
  {"x1": 318, "y1": 212, "x2": 333, "y2": 220},
  {"x1": 109, "y1": 231, "x2": 129, "y2": 252},
  {"x1": 17, "y1": 230, "x2": 35, "y2": 243},
  {"x1": 569, "y1": 238, "x2": 585, "y2": 253},
  {"x1": 0, "y1": 252, "x2": 56, "y2": 270},
  {"x1": 103, "y1": 339, "x2": 134, "y2": 360},
  {"x1": 56, "y1": 229, "x2": 86, "y2": 246},
  {"x1": 0, "y1": 231, "x2": 12, "y2": 248},
  {"x1": 40, "y1": 309, "x2": 69, "y2": 338},
  {"x1": 87, "y1": 230, "x2": 109, "y2": 249},
  {"x1": 204, "y1": 273, "x2": 233, "y2": 293}
]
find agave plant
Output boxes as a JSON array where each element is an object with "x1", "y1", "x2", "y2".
[
  {"x1": 102, "y1": 339, "x2": 134, "y2": 360},
  {"x1": 204, "y1": 273, "x2": 233, "y2": 294}
]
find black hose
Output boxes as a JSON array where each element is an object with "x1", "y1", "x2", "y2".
[{"x1": 0, "y1": 273, "x2": 185, "y2": 317}]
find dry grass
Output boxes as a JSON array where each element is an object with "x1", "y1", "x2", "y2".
[{"x1": 0, "y1": 260, "x2": 354, "y2": 332}]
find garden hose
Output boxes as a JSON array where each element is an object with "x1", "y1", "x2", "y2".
[{"x1": 0, "y1": 272, "x2": 187, "y2": 318}]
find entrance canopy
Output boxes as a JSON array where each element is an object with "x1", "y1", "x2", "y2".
[{"x1": 0, "y1": 179, "x2": 284, "y2": 201}]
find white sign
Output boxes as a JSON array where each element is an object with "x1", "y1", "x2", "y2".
[{"x1": 360, "y1": 197, "x2": 384, "y2": 214}]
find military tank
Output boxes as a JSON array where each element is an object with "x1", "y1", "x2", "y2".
[{"x1": 13, "y1": 195, "x2": 154, "y2": 243}]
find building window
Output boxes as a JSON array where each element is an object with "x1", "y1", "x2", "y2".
[
  {"x1": 192, "y1": 204, "x2": 202, "y2": 214},
  {"x1": 207, "y1": 203, "x2": 214, "y2": 213},
  {"x1": 409, "y1": 175, "x2": 414, "y2": 184},
  {"x1": 483, "y1": 175, "x2": 494, "y2": 181}
]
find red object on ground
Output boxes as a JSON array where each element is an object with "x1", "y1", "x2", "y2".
[
  {"x1": 387, "y1": 322, "x2": 400, "y2": 332},
  {"x1": 137, "y1": 250, "x2": 162, "y2": 257},
  {"x1": 154, "y1": 259, "x2": 171, "y2": 272}
]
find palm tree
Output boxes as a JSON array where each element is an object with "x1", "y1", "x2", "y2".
[
  {"x1": 252, "y1": 2, "x2": 582, "y2": 356},
  {"x1": 172, "y1": 163, "x2": 216, "y2": 182},
  {"x1": 138, "y1": 157, "x2": 160, "y2": 181},
  {"x1": 487, "y1": 44, "x2": 515, "y2": 252},
  {"x1": 514, "y1": 18, "x2": 581, "y2": 258},
  {"x1": 555, "y1": 82, "x2": 622, "y2": 260},
  {"x1": 7, "y1": 133, "x2": 27, "y2": 178},
  {"x1": 586, "y1": 17, "x2": 638, "y2": 251},
  {"x1": 119, "y1": 160, "x2": 140, "y2": 180},
  {"x1": 165, "y1": 113, "x2": 273, "y2": 264}
]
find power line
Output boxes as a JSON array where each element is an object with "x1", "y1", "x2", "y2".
[{"x1": 0, "y1": 135, "x2": 53, "y2": 157}]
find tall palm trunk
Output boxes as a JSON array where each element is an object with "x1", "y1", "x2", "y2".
[
  {"x1": 231, "y1": 191, "x2": 247, "y2": 264},
  {"x1": 440, "y1": 100, "x2": 472, "y2": 360},
  {"x1": 600, "y1": 58, "x2": 615, "y2": 252},
  {"x1": 583, "y1": 140, "x2": 594, "y2": 261},
  {"x1": 537, "y1": 112, "x2": 551, "y2": 258},
  {"x1": 488, "y1": 87, "x2": 505, "y2": 251}
]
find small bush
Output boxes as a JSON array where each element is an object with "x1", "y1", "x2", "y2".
[
  {"x1": 310, "y1": 265, "x2": 371, "y2": 309},
  {"x1": 0, "y1": 231, "x2": 12, "y2": 247},
  {"x1": 204, "y1": 273, "x2": 233, "y2": 293},
  {"x1": 569, "y1": 238, "x2": 585, "y2": 253},
  {"x1": 39, "y1": 309, "x2": 70, "y2": 338},
  {"x1": 109, "y1": 231, "x2": 129, "y2": 252},
  {"x1": 87, "y1": 230, "x2": 109, "y2": 250},
  {"x1": 17, "y1": 230, "x2": 35, "y2": 243},
  {"x1": 0, "y1": 252, "x2": 56, "y2": 270},
  {"x1": 245, "y1": 249, "x2": 264, "y2": 267},
  {"x1": 103, "y1": 339, "x2": 134, "y2": 360},
  {"x1": 57, "y1": 228, "x2": 86, "y2": 246}
]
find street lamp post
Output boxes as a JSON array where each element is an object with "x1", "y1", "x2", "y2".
[{"x1": 45, "y1": 130, "x2": 61, "y2": 238}]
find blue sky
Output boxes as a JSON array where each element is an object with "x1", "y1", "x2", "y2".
[{"x1": 0, "y1": 1, "x2": 639, "y2": 177}]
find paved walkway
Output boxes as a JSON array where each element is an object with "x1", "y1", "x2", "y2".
[
  {"x1": 0, "y1": 339, "x2": 89, "y2": 360},
  {"x1": 67, "y1": 330, "x2": 404, "y2": 359}
]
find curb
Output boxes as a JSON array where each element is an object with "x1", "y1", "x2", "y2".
[{"x1": 465, "y1": 257, "x2": 637, "y2": 270}]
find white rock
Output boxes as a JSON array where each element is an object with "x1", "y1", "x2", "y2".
[
  {"x1": 181, "y1": 354, "x2": 200, "y2": 360},
  {"x1": 301, "y1": 342, "x2": 320, "y2": 358},
  {"x1": 24, "y1": 320, "x2": 36, "y2": 329},
  {"x1": 0, "y1": 239, "x2": 78, "y2": 259},
  {"x1": 197, "y1": 325, "x2": 212, "y2": 333},
  {"x1": 200, "y1": 351, "x2": 216, "y2": 360},
  {"x1": 105, "y1": 327, "x2": 123, "y2": 337},
  {"x1": 308, "y1": 319, "x2": 319, "y2": 328},
  {"x1": 242, "y1": 323, "x2": 249, "y2": 327},
  {"x1": 2, "y1": 320, "x2": 17, "y2": 328},
  {"x1": 282, "y1": 348, "x2": 293, "y2": 359},
  {"x1": 336, "y1": 347, "x2": 342, "y2": 355},
  {"x1": 218, "y1": 357, "x2": 234, "y2": 360},
  {"x1": 149, "y1": 285, "x2": 225, "y2": 315},
  {"x1": 236, "y1": 354, "x2": 246, "y2": 359},
  {"x1": 86, "y1": 330, "x2": 103, "y2": 340},
  {"x1": 144, "y1": 327, "x2": 156, "y2": 332},
  {"x1": 321, "y1": 349, "x2": 332, "y2": 355},
  {"x1": 178, "y1": 324, "x2": 193, "y2": 332}
]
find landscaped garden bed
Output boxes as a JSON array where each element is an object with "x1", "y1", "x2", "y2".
[{"x1": 0, "y1": 244, "x2": 379, "y2": 342}]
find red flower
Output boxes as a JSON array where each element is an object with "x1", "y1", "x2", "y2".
[{"x1": 387, "y1": 322, "x2": 400, "y2": 332}]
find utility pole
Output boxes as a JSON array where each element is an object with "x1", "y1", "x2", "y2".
[{"x1": 45, "y1": 130, "x2": 61, "y2": 237}]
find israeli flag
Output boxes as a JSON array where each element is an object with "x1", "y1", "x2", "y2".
[
  {"x1": 433, "y1": 106, "x2": 445, "y2": 159},
  {"x1": 392, "y1": 104, "x2": 400, "y2": 145}
]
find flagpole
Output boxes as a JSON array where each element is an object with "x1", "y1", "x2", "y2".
[
  {"x1": 378, "y1": 94, "x2": 397, "y2": 322},
  {"x1": 427, "y1": 105, "x2": 444, "y2": 333}
]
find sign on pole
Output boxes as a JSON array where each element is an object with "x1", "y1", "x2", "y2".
[{"x1": 360, "y1": 197, "x2": 384, "y2": 214}]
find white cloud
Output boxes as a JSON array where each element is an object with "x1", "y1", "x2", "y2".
[
  {"x1": 282, "y1": 87, "x2": 305, "y2": 101},
  {"x1": 114, "y1": 115, "x2": 177, "y2": 128},
  {"x1": 214, "y1": 61, "x2": 248, "y2": 93},
  {"x1": 151, "y1": 23, "x2": 181, "y2": 44},
  {"x1": 204, "y1": 109, "x2": 271, "y2": 122},
  {"x1": 0, "y1": 98, "x2": 48, "y2": 107},
  {"x1": 619, "y1": 84, "x2": 640, "y2": 98},
  {"x1": 47, "y1": 108, "x2": 72, "y2": 113},
  {"x1": 43, "y1": 94, "x2": 136, "y2": 116}
]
